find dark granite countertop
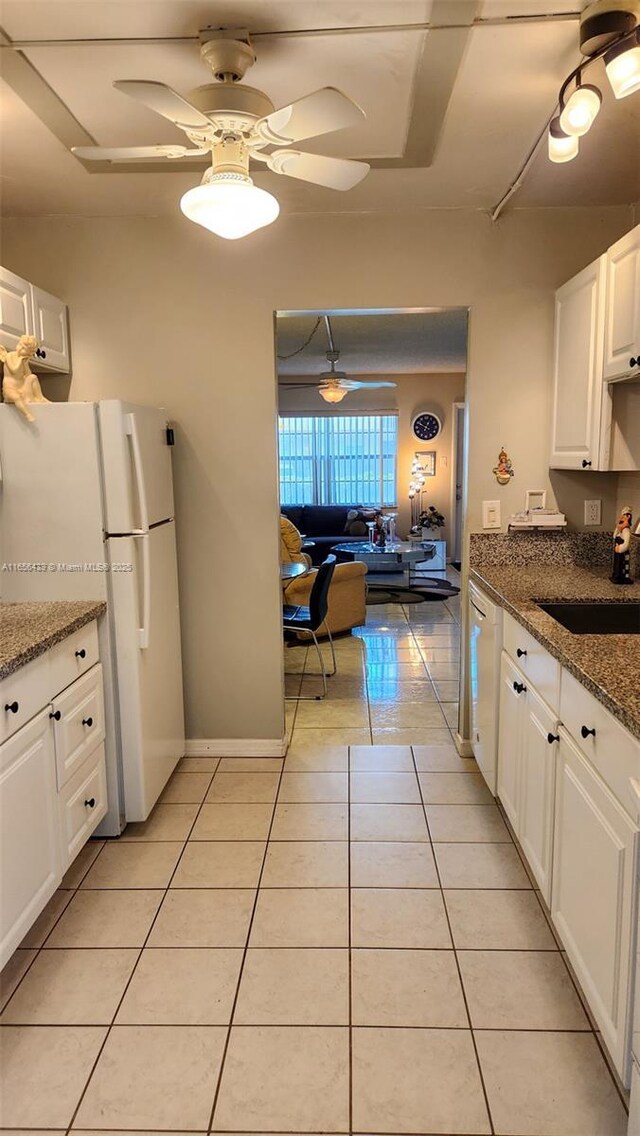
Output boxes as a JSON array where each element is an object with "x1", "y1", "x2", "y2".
[
  {"x1": 470, "y1": 565, "x2": 640, "y2": 742},
  {"x1": 0, "y1": 601, "x2": 106, "y2": 681}
]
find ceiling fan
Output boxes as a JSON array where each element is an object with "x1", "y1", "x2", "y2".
[
  {"x1": 71, "y1": 26, "x2": 370, "y2": 240},
  {"x1": 281, "y1": 316, "x2": 397, "y2": 403}
]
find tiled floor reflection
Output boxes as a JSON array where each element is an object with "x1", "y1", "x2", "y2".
[{"x1": 0, "y1": 578, "x2": 628, "y2": 1134}]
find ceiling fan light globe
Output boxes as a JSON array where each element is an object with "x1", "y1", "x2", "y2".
[
  {"x1": 319, "y1": 386, "x2": 347, "y2": 404},
  {"x1": 558, "y1": 84, "x2": 602, "y2": 136},
  {"x1": 180, "y1": 175, "x2": 279, "y2": 240},
  {"x1": 605, "y1": 34, "x2": 640, "y2": 98}
]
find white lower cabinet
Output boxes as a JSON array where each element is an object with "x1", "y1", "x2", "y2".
[
  {"x1": 494, "y1": 610, "x2": 640, "y2": 1086},
  {"x1": 497, "y1": 652, "x2": 523, "y2": 831},
  {"x1": 519, "y1": 685, "x2": 558, "y2": 904},
  {"x1": 0, "y1": 710, "x2": 60, "y2": 965},
  {"x1": 0, "y1": 621, "x2": 106, "y2": 968},
  {"x1": 552, "y1": 727, "x2": 637, "y2": 1081},
  {"x1": 497, "y1": 651, "x2": 558, "y2": 903}
]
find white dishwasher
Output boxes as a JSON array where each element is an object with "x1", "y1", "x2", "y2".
[{"x1": 468, "y1": 581, "x2": 503, "y2": 794}]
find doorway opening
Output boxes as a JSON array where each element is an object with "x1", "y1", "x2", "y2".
[{"x1": 275, "y1": 306, "x2": 469, "y2": 748}]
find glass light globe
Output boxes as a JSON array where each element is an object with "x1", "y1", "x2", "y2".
[
  {"x1": 548, "y1": 117, "x2": 579, "y2": 163},
  {"x1": 180, "y1": 173, "x2": 280, "y2": 240},
  {"x1": 559, "y1": 85, "x2": 602, "y2": 137},
  {"x1": 605, "y1": 35, "x2": 640, "y2": 99},
  {"x1": 319, "y1": 386, "x2": 347, "y2": 404}
]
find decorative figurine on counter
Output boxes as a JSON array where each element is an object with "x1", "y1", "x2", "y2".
[
  {"x1": 493, "y1": 447, "x2": 514, "y2": 485},
  {"x1": 611, "y1": 505, "x2": 634, "y2": 585},
  {"x1": 0, "y1": 335, "x2": 50, "y2": 423}
]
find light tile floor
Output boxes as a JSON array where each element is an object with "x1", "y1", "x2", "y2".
[{"x1": 0, "y1": 584, "x2": 629, "y2": 1134}]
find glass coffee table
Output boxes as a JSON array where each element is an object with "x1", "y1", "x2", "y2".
[{"x1": 332, "y1": 541, "x2": 438, "y2": 595}]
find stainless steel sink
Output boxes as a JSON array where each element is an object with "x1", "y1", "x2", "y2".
[{"x1": 537, "y1": 601, "x2": 640, "y2": 634}]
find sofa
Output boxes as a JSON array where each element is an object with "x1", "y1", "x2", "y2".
[
  {"x1": 283, "y1": 559, "x2": 368, "y2": 639},
  {"x1": 280, "y1": 504, "x2": 371, "y2": 565}
]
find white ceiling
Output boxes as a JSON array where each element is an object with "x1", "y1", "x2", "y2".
[
  {"x1": 277, "y1": 309, "x2": 468, "y2": 375},
  {"x1": 0, "y1": 0, "x2": 638, "y2": 218}
]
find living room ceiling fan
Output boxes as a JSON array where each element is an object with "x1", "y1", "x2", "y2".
[
  {"x1": 71, "y1": 26, "x2": 370, "y2": 240},
  {"x1": 281, "y1": 316, "x2": 397, "y2": 404}
]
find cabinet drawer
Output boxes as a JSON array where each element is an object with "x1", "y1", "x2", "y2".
[
  {"x1": 503, "y1": 611, "x2": 560, "y2": 712},
  {"x1": 49, "y1": 621, "x2": 99, "y2": 696},
  {"x1": 0, "y1": 653, "x2": 52, "y2": 745},
  {"x1": 58, "y1": 744, "x2": 107, "y2": 869},
  {"x1": 52, "y1": 664, "x2": 105, "y2": 789},
  {"x1": 560, "y1": 667, "x2": 640, "y2": 812}
]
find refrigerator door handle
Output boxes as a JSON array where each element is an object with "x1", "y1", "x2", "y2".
[
  {"x1": 125, "y1": 412, "x2": 149, "y2": 533},
  {"x1": 132, "y1": 532, "x2": 151, "y2": 649}
]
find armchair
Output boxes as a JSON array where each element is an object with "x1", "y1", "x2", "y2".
[{"x1": 284, "y1": 559, "x2": 367, "y2": 638}]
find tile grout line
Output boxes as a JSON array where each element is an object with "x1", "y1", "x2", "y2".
[
  {"x1": 410, "y1": 741, "x2": 497, "y2": 1136},
  {"x1": 205, "y1": 754, "x2": 288, "y2": 1135},
  {"x1": 61, "y1": 762, "x2": 221, "y2": 1136}
]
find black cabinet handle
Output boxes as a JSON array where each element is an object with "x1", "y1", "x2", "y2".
[
  {"x1": 513, "y1": 681, "x2": 526, "y2": 694},
  {"x1": 49, "y1": 710, "x2": 61, "y2": 721},
  {"x1": 581, "y1": 725, "x2": 596, "y2": 739},
  {"x1": 75, "y1": 648, "x2": 86, "y2": 659},
  {"x1": 630, "y1": 357, "x2": 638, "y2": 368},
  {"x1": 4, "y1": 701, "x2": 19, "y2": 714},
  {"x1": 516, "y1": 648, "x2": 527, "y2": 658},
  {"x1": 41, "y1": 349, "x2": 46, "y2": 359},
  {"x1": 547, "y1": 732, "x2": 560, "y2": 744},
  {"x1": 84, "y1": 797, "x2": 96, "y2": 809},
  {"x1": 82, "y1": 717, "x2": 93, "y2": 728},
  {"x1": 582, "y1": 459, "x2": 592, "y2": 468}
]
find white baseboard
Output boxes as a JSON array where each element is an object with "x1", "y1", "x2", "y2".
[
  {"x1": 454, "y1": 732, "x2": 475, "y2": 758},
  {"x1": 185, "y1": 738, "x2": 287, "y2": 758}
]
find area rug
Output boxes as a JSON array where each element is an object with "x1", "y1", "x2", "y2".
[{"x1": 366, "y1": 578, "x2": 460, "y2": 605}]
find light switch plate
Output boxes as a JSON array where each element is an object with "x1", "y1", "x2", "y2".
[
  {"x1": 584, "y1": 499, "x2": 602, "y2": 526},
  {"x1": 483, "y1": 500, "x2": 501, "y2": 529}
]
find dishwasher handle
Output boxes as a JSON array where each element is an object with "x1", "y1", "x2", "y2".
[{"x1": 469, "y1": 599, "x2": 486, "y2": 620}]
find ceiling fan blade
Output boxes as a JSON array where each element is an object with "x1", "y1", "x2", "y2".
[
  {"x1": 113, "y1": 80, "x2": 212, "y2": 133},
  {"x1": 71, "y1": 144, "x2": 202, "y2": 161},
  {"x1": 344, "y1": 380, "x2": 397, "y2": 389},
  {"x1": 268, "y1": 149, "x2": 370, "y2": 191},
  {"x1": 255, "y1": 86, "x2": 365, "y2": 145}
]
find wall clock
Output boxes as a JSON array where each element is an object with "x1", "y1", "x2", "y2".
[{"x1": 412, "y1": 412, "x2": 441, "y2": 442}]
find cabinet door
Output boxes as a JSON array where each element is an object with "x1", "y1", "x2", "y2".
[
  {"x1": 0, "y1": 266, "x2": 33, "y2": 352},
  {"x1": 497, "y1": 652, "x2": 525, "y2": 831},
  {"x1": 603, "y1": 225, "x2": 640, "y2": 382},
  {"x1": 519, "y1": 686, "x2": 558, "y2": 903},
  {"x1": 550, "y1": 256, "x2": 609, "y2": 470},
  {"x1": 552, "y1": 729, "x2": 637, "y2": 1083},
  {"x1": 30, "y1": 285, "x2": 70, "y2": 372},
  {"x1": 0, "y1": 710, "x2": 60, "y2": 968}
]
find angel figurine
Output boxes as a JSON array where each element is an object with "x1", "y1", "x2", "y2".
[
  {"x1": 0, "y1": 335, "x2": 51, "y2": 422},
  {"x1": 611, "y1": 505, "x2": 634, "y2": 585}
]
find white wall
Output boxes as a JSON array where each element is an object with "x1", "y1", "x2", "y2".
[{"x1": 1, "y1": 205, "x2": 634, "y2": 740}]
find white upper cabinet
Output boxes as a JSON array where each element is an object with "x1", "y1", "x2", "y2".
[
  {"x1": 603, "y1": 224, "x2": 640, "y2": 382},
  {"x1": 0, "y1": 266, "x2": 70, "y2": 373},
  {"x1": 0, "y1": 266, "x2": 32, "y2": 352},
  {"x1": 550, "y1": 256, "x2": 609, "y2": 470},
  {"x1": 30, "y1": 285, "x2": 70, "y2": 373}
]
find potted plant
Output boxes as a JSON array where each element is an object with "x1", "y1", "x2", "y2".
[{"x1": 416, "y1": 505, "x2": 445, "y2": 538}]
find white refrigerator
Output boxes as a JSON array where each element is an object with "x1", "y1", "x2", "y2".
[{"x1": 0, "y1": 400, "x2": 185, "y2": 832}]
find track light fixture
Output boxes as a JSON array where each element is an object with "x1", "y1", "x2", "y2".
[{"x1": 548, "y1": 1, "x2": 640, "y2": 163}]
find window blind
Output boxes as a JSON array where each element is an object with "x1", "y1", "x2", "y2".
[{"x1": 279, "y1": 414, "x2": 398, "y2": 507}]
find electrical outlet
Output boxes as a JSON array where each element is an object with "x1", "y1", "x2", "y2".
[
  {"x1": 584, "y1": 499, "x2": 602, "y2": 526},
  {"x1": 482, "y1": 500, "x2": 501, "y2": 529}
]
